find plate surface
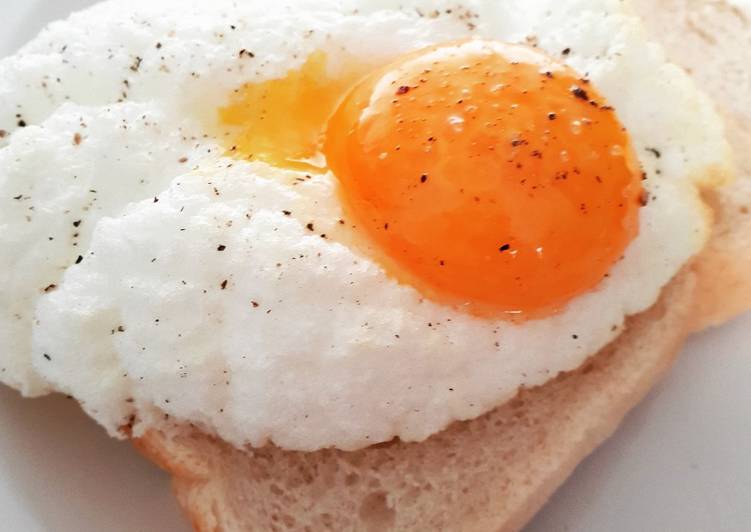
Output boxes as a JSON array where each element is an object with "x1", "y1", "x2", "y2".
[{"x1": 1, "y1": 2, "x2": 749, "y2": 531}]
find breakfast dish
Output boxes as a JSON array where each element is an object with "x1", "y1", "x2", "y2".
[{"x1": 1, "y1": 0, "x2": 749, "y2": 530}]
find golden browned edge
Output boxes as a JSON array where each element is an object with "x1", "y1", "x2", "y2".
[{"x1": 691, "y1": 186, "x2": 751, "y2": 331}]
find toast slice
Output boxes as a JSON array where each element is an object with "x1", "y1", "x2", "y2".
[
  {"x1": 136, "y1": 269, "x2": 698, "y2": 532},
  {"x1": 135, "y1": 2, "x2": 751, "y2": 530},
  {"x1": 633, "y1": 0, "x2": 751, "y2": 331}
]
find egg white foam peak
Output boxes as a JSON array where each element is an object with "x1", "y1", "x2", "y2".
[{"x1": 0, "y1": 0, "x2": 731, "y2": 450}]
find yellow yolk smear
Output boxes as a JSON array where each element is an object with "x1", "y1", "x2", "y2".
[
  {"x1": 219, "y1": 51, "x2": 364, "y2": 171},
  {"x1": 325, "y1": 40, "x2": 644, "y2": 318},
  {"x1": 220, "y1": 40, "x2": 644, "y2": 318}
]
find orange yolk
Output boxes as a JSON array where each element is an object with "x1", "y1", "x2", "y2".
[
  {"x1": 220, "y1": 40, "x2": 644, "y2": 318},
  {"x1": 324, "y1": 41, "x2": 643, "y2": 317}
]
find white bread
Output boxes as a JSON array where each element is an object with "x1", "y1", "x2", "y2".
[
  {"x1": 136, "y1": 270, "x2": 698, "y2": 532},
  {"x1": 134, "y1": 2, "x2": 751, "y2": 530},
  {"x1": 633, "y1": 0, "x2": 751, "y2": 331}
]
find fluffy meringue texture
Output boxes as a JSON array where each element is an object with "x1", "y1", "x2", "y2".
[
  {"x1": 0, "y1": 103, "x2": 203, "y2": 394},
  {"x1": 0, "y1": 0, "x2": 732, "y2": 450}
]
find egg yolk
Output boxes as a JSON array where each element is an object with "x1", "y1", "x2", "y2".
[
  {"x1": 324, "y1": 40, "x2": 643, "y2": 316},
  {"x1": 219, "y1": 40, "x2": 645, "y2": 318},
  {"x1": 219, "y1": 51, "x2": 364, "y2": 171}
]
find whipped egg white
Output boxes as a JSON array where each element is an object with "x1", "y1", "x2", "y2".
[{"x1": 0, "y1": 0, "x2": 731, "y2": 450}]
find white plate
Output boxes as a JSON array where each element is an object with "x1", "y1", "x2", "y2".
[{"x1": 1, "y1": 2, "x2": 750, "y2": 531}]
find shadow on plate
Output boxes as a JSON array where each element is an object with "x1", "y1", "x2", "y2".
[
  {"x1": 0, "y1": 385, "x2": 188, "y2": 532},
  {"x1": 8, "y1": 0, "x2": 98, "y2": 53}
]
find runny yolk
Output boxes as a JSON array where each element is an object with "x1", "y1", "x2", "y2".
[
  {"x1": 324, "y1": 40, "x2": 643, "y2": 317},
  {"x1": 219, "y1": 51, "x2": 364, "y2": 171},
  {"x1": 219, "y1": 40, "x2": 644, "y2": 319}
]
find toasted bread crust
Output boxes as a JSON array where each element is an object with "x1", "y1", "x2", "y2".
[{"x1": 632, "y1": 0, "x2": 751, "y2": 331}]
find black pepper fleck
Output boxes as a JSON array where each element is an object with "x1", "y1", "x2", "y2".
[
  {"x1": 130, "y1": 56, "x2": 142, "y2": 72},
  {"x1": 638, "y1": 190, "x2": 650, "y2": 206},
  {"x1": 571, "y1": 86, "x2": 589, "y2": 100}
]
